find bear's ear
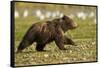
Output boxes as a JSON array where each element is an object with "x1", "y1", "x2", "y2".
[
  {"x1": 62, "y1": 15, "x2": 69, "y2": 20},
  {"x1": 62, "y1": 15, "x2": 67, "y2": 20}
]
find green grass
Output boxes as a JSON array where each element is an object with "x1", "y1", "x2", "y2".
[{"x1": 14, "y1": 17, "x2": 97, "y2": 66}]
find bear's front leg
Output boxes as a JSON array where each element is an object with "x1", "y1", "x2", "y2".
[
  {"x1": 63, "y1": 35, "x2": 77, "y2": 46},
  {"x1": 55, "y1": 35, "x2": 66, "y2": 50},
  {"x1": 54, "y1": 27, "x2": 67, "y2": 50},
  {"x1": 55, "y1": 40, "x2": 66, "y2": 50}
]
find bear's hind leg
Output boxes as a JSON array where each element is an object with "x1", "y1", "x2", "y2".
[
  {"x1": 36, "y1": 43, "x2": 46, "y2": 51},
  {"x1": 17, "y1": 40, "x2": 33, "y2": 53}
]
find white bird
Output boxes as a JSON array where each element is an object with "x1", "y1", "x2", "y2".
[
  {"x1": 36, "y1": 9, "x2": 42, "y2": 17},
  {"x1": 52, "y1": 12, "x2": 57, "y2": 18},
  {"x1": 89, "y1": 12, "x2": 94, "y2": 18},
  {"x1": 56, "y1": 11, "x2": 60, "y2": 17},
  {"x1": 77, "y1": 12, "x2": 87, "y2": 20},
  {"x1": 94, "y1": 19, "x2": 96, "y2": 24},
  {"x1": 59, "y1": 13, "x2": 64, "y2": 18},
  {"x1": 15, "y1": 10, "x2": 19, "y2": 18},
  {"x1": 39, "y1": 15, "x2": 45, "y2": 20},
  {"x1": 35, "y1": 9, "x2": 45, "y2": 20},
  {"x1": 23, "y1": 9, "x2": 28, "y2": 17},
  {"x1": 45, "y1": 11, "x2": 52, "y2": 18}
]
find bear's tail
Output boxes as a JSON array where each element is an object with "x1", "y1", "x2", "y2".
[
  {"x1": 17, "y1": 24, "x2": 37, "y2": 53},
  {"x1": 17, "y1": 40, "x2": 30, "y2": 53}
]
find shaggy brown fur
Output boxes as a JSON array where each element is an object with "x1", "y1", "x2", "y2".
[{"x1": 17, "y1": 15, "x2": 77, "y2": 52}]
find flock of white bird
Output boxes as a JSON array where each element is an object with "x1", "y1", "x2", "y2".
[{"x1": 14, "y1": 9, "x2": 96, "y2": 23}]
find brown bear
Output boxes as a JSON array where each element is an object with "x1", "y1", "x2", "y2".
[{"x1": 17, "y1": 15, "x2": 78, "y2": 52}]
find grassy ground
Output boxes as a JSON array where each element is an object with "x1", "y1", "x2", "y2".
[{"x1": 14, "y1": 17, "x2": 97, "y2": 66}]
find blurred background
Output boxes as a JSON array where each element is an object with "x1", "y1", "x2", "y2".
[
  {"x1": 14, "y1": 2, "x2": 97, "y2": 40},
  {"x1": 14, "y1": 2, "x2": 96, "y2": 21}
]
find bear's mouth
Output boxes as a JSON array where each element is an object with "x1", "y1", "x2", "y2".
[{"x1": 70, "y1": 23, "x2": 78, "y2": 29}]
